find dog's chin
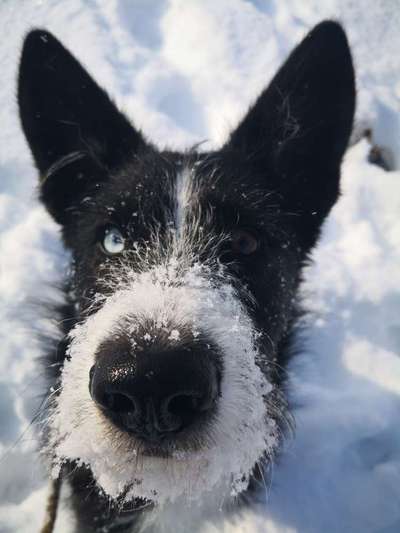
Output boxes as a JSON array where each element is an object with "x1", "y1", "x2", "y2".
[
  {"x1": 139, "y1": 445, "x2": 171, "y2": 459},
  {"x1": 52, "y1": 416, "x2": 269, "y2": 506},
  {"x1": 129, "y1": 436, "x2": 203, "y2": 459},
  {"x1": 104, "y1": 410, "x2": 213, "y2": 459}
]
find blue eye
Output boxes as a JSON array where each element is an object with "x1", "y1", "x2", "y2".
[{"x1": 102, "y1": 227, "x2": 125, "y2": 255}]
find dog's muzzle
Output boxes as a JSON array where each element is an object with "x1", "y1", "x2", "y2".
[{"x1": 89, "y1": 336, "x2": 221, "y2": 445}]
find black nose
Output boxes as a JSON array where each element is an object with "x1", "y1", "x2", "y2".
[{"x1": 89, "y1": 341, "x2": 220, "y2": 443}]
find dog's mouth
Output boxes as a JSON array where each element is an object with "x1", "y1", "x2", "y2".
[
  {"x1": 126, "y1": 440, "x2": 196, "y2": 459},
  {"x1": 97, "y1": 396, "x2": 218, "y2": 458}
]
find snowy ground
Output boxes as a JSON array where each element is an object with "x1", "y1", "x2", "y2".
[{"x1": 0, "y1": 1, "x2": 399, "y2": 532}]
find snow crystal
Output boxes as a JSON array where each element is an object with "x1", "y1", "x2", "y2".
[{"x1": 168, "y1": 329, "x2": 180, "y2": 341}]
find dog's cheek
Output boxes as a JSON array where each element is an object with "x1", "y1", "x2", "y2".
[{"x1": 233, "y1": 251, "x2": 300, "y2": 346}]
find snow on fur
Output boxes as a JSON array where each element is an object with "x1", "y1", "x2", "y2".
[{"x1": 49, "y1": 260, "x2": 276, "y2": 504}]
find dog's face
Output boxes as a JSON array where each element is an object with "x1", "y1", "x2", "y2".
[{"x1": 18, "y1": 22, "x2": 355, "y2": 505}]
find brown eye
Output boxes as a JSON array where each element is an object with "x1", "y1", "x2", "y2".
[{"x1": 231, "y1": 229, "x2": 259, "y2": 255}]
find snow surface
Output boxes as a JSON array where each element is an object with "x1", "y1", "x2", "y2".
[{"x1": 0, "y1": 0, "x2": 399, "y2": 531}]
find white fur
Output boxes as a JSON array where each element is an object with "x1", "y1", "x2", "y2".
[{"x1": 175, "y1": 168, "x2": 193, "y2": 234}]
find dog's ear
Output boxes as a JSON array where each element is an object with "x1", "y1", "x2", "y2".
[
  {"x1": 225, "y1": 21, "x2": 355, "y2": 248},
  {"x1": 18, "y1": 29, "x2": 147, "y2": 225}
]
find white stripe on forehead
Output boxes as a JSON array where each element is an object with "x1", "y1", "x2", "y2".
[{"x1": 175, "y1": 167, "x2": 194, "y2": 235}]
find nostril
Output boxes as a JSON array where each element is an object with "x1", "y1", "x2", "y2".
[
  {"x1": 101, "y1": 392, "x2": 136, "y2": 414},
  {"x1": 89, "y1": 363, "x2": 138, "y2": 415},
  {"x1": 167, "y1": 393, "x2": 205, "y2": 419}
]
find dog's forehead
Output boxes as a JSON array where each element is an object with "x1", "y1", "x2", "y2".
[
  {"x1": 114, "y1": 152, "x2": 215, "y2": 200},
  {"x1": 94, "y1": 151, "x2": 272, "y2": 228}
]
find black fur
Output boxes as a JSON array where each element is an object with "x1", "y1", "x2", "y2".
[{"x1": 18, "y1": 20, "x2": 355, "y2": 532}]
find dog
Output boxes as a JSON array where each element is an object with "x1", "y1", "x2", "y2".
[{"x1": 18, "y1": 20, "x2": 355, "y2": 532}]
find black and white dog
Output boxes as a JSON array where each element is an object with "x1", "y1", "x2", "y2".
[{"x1": 18, "y1": 20, "x2": 355, "y2": 532}]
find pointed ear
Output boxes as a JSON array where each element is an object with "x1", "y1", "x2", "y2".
[
  {"x1": 225, "y1": 21, "x2": 355, "y2": 246},
  {"x1": 18, "y1": 29, "x2": 147, "y2": 224}
]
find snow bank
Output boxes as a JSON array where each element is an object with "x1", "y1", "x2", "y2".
[{"x1": 0, "y1": 1, "x2": 399, "y2": 532}]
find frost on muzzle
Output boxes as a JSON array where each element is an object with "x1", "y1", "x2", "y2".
[{"x1": 48, "y1": 263, "x2": 278, "y2": 504}]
